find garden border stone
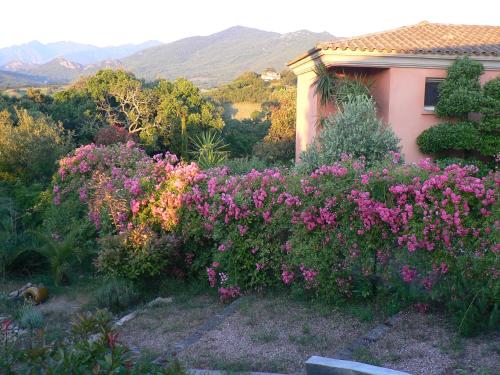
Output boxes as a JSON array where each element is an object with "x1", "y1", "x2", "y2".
[
  {"x1": 333, "y1": 312, "x2": 403, "y2": 360},
  {"x1": 305, "y1": 356, "x2": 411, "y2": 375},
  {"x1": 153, "y1": 296, "x2": 248, "y2": 364}
]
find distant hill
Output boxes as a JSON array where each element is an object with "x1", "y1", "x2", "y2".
[
  {"x1": 0, "y1": 70, "x2": 49, "y2": 88},
  {"x1": 0, "y1": 27, "x2": 335, "y2": 88},
  {"x1": 122, "y1": 26, "x2": 334, "y2": 87},
  {"x1": 5, "y1": 57, "x2": 124, "y2": 83},
  {"x1": 0, "y1": 40, "x2": 162, "y2": 66}
]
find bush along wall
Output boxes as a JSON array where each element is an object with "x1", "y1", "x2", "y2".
[
  {"x1": 417, "y1": 59, "x2": 500, "y2": 162},
  {"x1": 54, "y1": 142, "x2": 499, "y2": 335}
]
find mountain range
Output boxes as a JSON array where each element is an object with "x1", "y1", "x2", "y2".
[{"x1": 0, "y1": 26, "x2": 334, "y2": 88}]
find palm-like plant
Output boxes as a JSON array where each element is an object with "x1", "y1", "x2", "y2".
[
  {"x1": 313, "y1": 60, "x2": 372, "y2": 106},
  {"x1": 190, "y1": 131, "x2": 229, "y2": 169},
  {"x1": 32, "y1": 229, "x2": 84, "y2": 285},
  {"x1": 0, "y1": 197, "x2": 30, "y2": 280},
  {"x1": 313, "y1": 61, "x2": 338, "y2": 107}
]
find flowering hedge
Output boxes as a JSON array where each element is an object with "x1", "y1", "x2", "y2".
[{"x1": 54, "y1": 143, "x2": 499, "y2": 334}]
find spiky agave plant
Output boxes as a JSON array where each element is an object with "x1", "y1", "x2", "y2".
[{"x1": 190, "y1": 131, "x2": 229, "y2": 169}]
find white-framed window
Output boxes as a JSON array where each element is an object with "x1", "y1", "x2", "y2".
[{"x1": 424, "y1": 78, "x2": 443, "y2": 111}]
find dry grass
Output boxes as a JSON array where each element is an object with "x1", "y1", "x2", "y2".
[
  {"x1": 223, "y1": 102, "x2": 261, "y2": 120},
  {"x1": 179, "y1": 295, "x2": 377, "y2": 373},
  {"x1": 116, "y1": 293, "x2": 222, "y2": 356},
  {"x1": 365, "y1": 310, "x2": 500, "y2": 375}
]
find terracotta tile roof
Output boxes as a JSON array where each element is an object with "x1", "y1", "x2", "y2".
[{"x1": 316, "y1": 22, "x2": 500, "y2": 56}]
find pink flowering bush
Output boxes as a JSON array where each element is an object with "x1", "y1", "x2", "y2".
[
  {"x1": 54, "y1": 142, "x2": 198, "y2": 279},
  {"x1": 182, "y1": 167, "x2": 294, "y2": 291},
  {"x1": 53, "y1": 143, "x2": 499, "y2": 333}
]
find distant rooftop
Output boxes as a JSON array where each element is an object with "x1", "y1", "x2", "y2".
[{"x1": 317, "y1": 21, "x2": 500, "y2": 56}]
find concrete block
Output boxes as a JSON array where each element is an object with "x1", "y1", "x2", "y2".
[{"x1": 305, "y1": 356, "x2": 411, "y2": 375}]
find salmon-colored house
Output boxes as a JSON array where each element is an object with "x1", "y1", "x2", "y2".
[{"x1": 288, "y1": 22, "x2": 500, "y2": 163}]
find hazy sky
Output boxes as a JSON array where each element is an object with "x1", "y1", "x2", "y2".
[{"x1": 2, "y1": 0, "x2": 499, "y2": 48}]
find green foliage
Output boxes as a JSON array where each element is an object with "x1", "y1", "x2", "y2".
[
  {"x1": 222, "y1": 119, "x2": 270, "y2": 158},
  {"x1": 416, "y1": 122, "x2": 480, "y2": 154},
  {"x1": 189, "y1": 131, "x2": 229, "y2": 169},
  {"x1": 418, "y1": 73, "x2": 499, "y2": 159},
  {"x1": 32, "y1": 228, "x2": 87, "y2": 285},
  {"x1": 313, "y1": 61, "x2": 371, "y2": 107},
  {"x1": 300, "y1": 95, "x2": 400, "y2": 170},
  {"x1": 18, "y1": 304, "x2": 44, "y2": 330},
  {"x1": 210, "y1": 72, "x2": 273, "y2": 103},
  {"x1": 0, "y1": 108, "x2": 72, "y2": 182},
  {"x1": 1, "y1": 309, "x2": 186, "y2": 374},
  {"x1": 253, "y1": 88, "x2": 296, "y2": 163},
  {"x1": 83, "y1": 69, "x2": 156, "y2": 134},
  {"x1": 151, "y1": 78, "x2": 224, "y2": 157},
  {"x1": 435, "y1": 57, "x2": 484, "y2": 119},
  {"x1": 92, "y1": 279, "x2": 140, "y2": 313},
  {"x1": 477, "y1": 77, "x2": 500, "y2": 157},
  {"x1": 435, "y1": 157, "x2": 492, "y2": 177},
  {"x1": 223, "y1": 156, "x2": 269, "y2": 175},
  {"x1": 95, "y1": 232, "x2": 177, "y2": 280},
  {"x1": 50, "y1": 87, "x2": 102, "y2": 144},
  {"x1": 0, "y1": 195, "x2": 31, "y2": 279}
]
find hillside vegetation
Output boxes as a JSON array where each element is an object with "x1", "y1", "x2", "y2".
[
  {"x1": 1, "y1": 27, "x2": 331, "y2": 89},
  {"x1": 122, "y1": 26, "x2": 332, "y2": 87}
]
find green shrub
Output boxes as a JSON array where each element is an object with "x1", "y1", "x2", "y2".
[
  {"x1": 253, "y1": 88, "x2": 296, "y2": 163},
  {"x1": 18, "y1": 304, "x2": 44, "y2": 330},
  {"x1": 95, "y1": 231, "x2": 177, "y2": 280},
  {"x1": 416, "y1": 121, "x2": 480, "y2": 154},
  {"x1": 0, "y1": 108, "x2": 72, "y2": 182},
  {"x1": 92, "y1": 279, "x2": 140, "y2": 312},
  {"x1": 300, "y1": 95, "x2": 400, "y2": 170},
  {"x1": 479, "y1": 77, "x2": 500, "y2": 134},
  {"x1": 1, "y1": 309, "x2": 185, "y2": 374},
  {"x1": 222, "y1": 119, "x2": 269, "y2": 158},
  {"x1": 477, "y1": 77, "x2": 500, "y2": 157},
  {"x1": 435, "y1": 57, "x2": 484, "y2": 119},
  {"x1": 224, "y1": 156, "x2": 269, "y2": 175}
]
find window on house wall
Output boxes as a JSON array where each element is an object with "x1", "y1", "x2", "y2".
[{"x1": 424, "y1": 78, "x2": 443, "y2": 111}]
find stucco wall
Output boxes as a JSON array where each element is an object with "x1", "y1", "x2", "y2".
[
  {"x1": 294, "y1": 64, "x2": 499, "y2": 163},
  {"x1": 369, "y1": 68, "x2": 391, "y2": 124},
  {"x1": 295, "y1": 71, "x2": 319, "y2": 160}
]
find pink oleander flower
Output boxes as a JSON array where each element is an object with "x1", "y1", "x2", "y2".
[
  {"x1": 281, "y1": 268, "x2": 295, "y2": 285},
  {"x1": 130, "y1": 199, "x2": 140, "y2": 215},
  {"x1": 218, "y1": 286, "x2": 241, "y2": 301},
  {"x1": 299, "y1": 264, "x2": 318, "y2": 283},
  {"x1": 207, "y1": 267, "x2": 217, "y2": 287},
  {"x1": 401, "y1": 265, "x2": 417, "y2": 283},
  {"x1": 238, "y1": 225, "x2": 248, "y2": 235}
]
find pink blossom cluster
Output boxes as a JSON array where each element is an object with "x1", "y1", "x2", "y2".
[{"x1": 54, "y1": 143, "x2": 498, "y2": 304}]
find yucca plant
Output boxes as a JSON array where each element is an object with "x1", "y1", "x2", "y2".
[{"x1": 190, "y1": 131, "x2": 229, "y2": 169}]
